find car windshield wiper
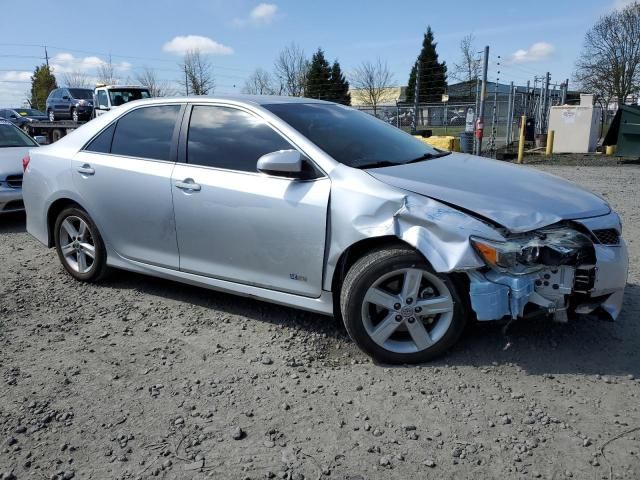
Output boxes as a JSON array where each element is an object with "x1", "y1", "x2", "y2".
[
  {"x1": 357, "y1": 160, "x2": 400, "y2": 169},
  {"x1": 405, "y1": 151, "x2": 452, "y2": 164}
]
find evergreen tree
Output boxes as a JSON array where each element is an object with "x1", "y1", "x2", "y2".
[
  {"x1": 405, "y1": 27, "x2": 447, "y2": 103},
  {"x1": 30, "y1": 64, "x2": 58, "y2": 111},
  {"x1": 329, "y1": 60, "x2": 351, "y2": 105},
  {"x1": 305, "y1": 48, "x2": 332, "y2": 100}
]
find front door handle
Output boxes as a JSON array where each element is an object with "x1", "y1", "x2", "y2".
[
  {"x1": 77, "y1": 164, "x2": 95, "y2": 175},
  {"x1": 175, "y1": 179, "x2": 201, "y2": 192}
]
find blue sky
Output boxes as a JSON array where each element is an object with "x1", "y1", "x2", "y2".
[{"x1": 0, "y1": 0, "x2": 633, "y2": 106}]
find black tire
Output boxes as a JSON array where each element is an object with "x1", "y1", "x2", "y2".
[
  {"x1": 71, "y1": 107, "x2": 79, "y2": 123},
  {"x1": 54, "y1": 206, "x2": 109, "y2": 282},
  {"x1": 340, "y1": 246, "x2": 467, "y2": 364},
  {"x1": 48, "y1": 109, "x2": 55, "y2": 122},
  {"x1": 51, "y1": 129, "x2": 63, "y2": 143}
]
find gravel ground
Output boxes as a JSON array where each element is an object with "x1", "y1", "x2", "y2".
[{"x1": 1, "y1": 165, "x2": 639, "y2": 480}]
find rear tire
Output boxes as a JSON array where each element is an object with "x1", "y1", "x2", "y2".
[
  {"x1": 51, "y1": 129, "x2": 63, "y2": 142},
  {"x1": 54, "y1": 207, "x2": 109, "y2": 282},
  {"x1": 340, "y1": 246, "x2": 467, "y2": 364}
]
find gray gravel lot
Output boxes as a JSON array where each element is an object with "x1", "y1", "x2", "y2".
[{"x1": 1, "y1": 164, "x2": 639, "y2": 480}]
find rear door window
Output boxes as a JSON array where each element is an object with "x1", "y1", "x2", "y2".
[{"x1": 110, "y1": 105, "x2": 181, "y2": 161}]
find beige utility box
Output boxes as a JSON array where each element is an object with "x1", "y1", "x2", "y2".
[{"x1": 548, "y1": 96, "x2": 601, "y2": 153}]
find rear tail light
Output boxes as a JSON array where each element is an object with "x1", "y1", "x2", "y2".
[{"x1": 22, "y1": 154, "x2": 30, "y2": 172}]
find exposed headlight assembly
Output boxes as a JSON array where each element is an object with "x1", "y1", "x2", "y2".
[{"x1": 471, "y1": 228, "x2": 593, "y2": 274}]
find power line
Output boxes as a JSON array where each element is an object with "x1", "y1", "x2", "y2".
[{"x1": 0, "y1": 43, "x2": 254, "y2": 73}]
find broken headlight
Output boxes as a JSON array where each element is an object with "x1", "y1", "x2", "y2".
[{"x1": 470, "y1": 228, "x2": 593, "y2": 274}]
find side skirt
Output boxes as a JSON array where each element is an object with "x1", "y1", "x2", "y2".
[{"x1": 106, "y1": 253, "x2": 335, "y2": 316}]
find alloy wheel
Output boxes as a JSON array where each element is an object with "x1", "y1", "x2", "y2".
[
  {"x1": 58, "y1": 216, "x2": 96, "y2": 274},
  {"x1": 361, "y1": 268, "x2": 454, "y2": 354}
]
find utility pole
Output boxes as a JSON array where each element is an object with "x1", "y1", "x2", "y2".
[
  {"x1": 474, "y1": 45, "x2": 489, "y2": 156},
  {"x1": 184, "y1": 65, "x2": 189, "y2": 96},
  {"x1": 506, "y1": 81, "x2": 514, "y2": 145},
  {"x1": 44, "y1": 46, "x2": 49, "y2": 68},
  {"x1": 412, "y1": 60, "x2": 421, "y2": 133},
  {"x1": 489, "y1": 55, "x2": 500, "y2": 158},
  {"x1": 542, "y1": 72, "x2": 550, "y2": 133}
]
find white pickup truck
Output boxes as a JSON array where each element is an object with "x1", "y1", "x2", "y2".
[{"x1": 93, "y1": 84, "x2": 151, "y2": 117}]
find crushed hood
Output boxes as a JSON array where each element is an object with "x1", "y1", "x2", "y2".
[{"x1": 367, "y1": 153, "x2": 610, "y2": 232}]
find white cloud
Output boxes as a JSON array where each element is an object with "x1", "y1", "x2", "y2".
[
  {"x1": 162, "y1": 35, "x2": 234, "y2": 56},
  {"x1": 612, "y1": 0, "x2": 637, "y2": 10},
  {"x1": 507, "y1": 42, "x2": 555, "y2": 64},
  {"x1": 0, "y1": 72, "x2": 32, "y2": 106},
  {"x1": 50, "y1": 53, "x2": 131, "y2": 73},
  {"x1": 233, "y1": 3, "x2": 278, "y2": 27},
  {"x1": 0, "y1": 71, "x2": 32, "y2": 82}
]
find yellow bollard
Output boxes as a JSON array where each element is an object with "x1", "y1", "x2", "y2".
[
  {"x1": 546, "y1": 130, "x2": 555, "y2": 157},
  {"x1": 606, "y1": 145, "x2": 616, "y2": 156},
  {"x1": 517, "y1": 115, "x2": 526, "y2": 164}
]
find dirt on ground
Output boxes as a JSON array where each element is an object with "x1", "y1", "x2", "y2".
[{"x1": 1, "y1": 164, "x2": 639, "y2": 480}]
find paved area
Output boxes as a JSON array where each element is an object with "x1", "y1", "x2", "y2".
[{"x1": 0, "y1": 165, "x2": 639, "y2": 479}]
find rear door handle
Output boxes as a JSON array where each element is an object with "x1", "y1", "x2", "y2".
[
  {"x1": 175, "y1": 179, "x2": 201, "y2": 192},
  {"x1": 77, "y1": 164, "x2": 95, "y2": 175}
]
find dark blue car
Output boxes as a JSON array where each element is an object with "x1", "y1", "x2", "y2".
[
  {"x1": 45, "y1": 88, "x2": 94, "y2": 122},
  {"x1": 0, "y1": 108, "x2": 48, "y2": 131}
]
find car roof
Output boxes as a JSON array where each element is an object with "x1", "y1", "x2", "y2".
[{"x1": 120, "y1": 95, "x2": 335, "y2": 107}]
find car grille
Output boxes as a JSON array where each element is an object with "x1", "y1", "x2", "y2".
[
  {"x1": 592, "y1": 228, "x2": 620, "y2": 245},
  {"x1": 5, "y1": 174, "x2": 22, "y2": 189}
]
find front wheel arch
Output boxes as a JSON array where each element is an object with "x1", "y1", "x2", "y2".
[{"x1": 331, "y1": 237, "x2": 412, "y2": 304}]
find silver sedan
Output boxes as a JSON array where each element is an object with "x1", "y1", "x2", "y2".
[
  {"x1": 0, "y1": 120, "x2": 40, "y2": 214},
  {"x1": 22, "y1": 96, "x2": 628, "y2": 364}
]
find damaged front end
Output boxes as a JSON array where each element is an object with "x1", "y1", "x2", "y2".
[{"x1": 467, "y1": 221, "x2": 628, "y2": 322}]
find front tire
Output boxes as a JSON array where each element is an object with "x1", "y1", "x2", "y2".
[
  {"x1": 340, "y1": 246, "x2": 466, "y2": 364},
  {"x1": 71, "y1": 108, "x2": 79, "y2": 123},
  {"x1": 54, "y1": 207, "x2": 109, "y2": 282},
  {"x1": 48, "y1": 109, "x2": 55, "y2": 122}
]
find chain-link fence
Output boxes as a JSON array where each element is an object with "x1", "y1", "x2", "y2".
[
  {"x1": 356, "y1": 103, "x2": 475, "y2": 136},
  {"x1": 355, "y1": 88, "x2": 569, "y2": 156}
]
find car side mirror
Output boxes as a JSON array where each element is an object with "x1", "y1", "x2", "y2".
[
  {"x1": 257, "y1": 149, "x2": 304, "y2": 177},
  {"x1": 33, "y1": 135, "x2": 48, "y2": 145},
  {"x1": 62, "y1": 96, "x2": 69, "y2": 100}
]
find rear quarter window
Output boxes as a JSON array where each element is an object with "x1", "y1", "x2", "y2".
[
  {"x1": 84, "y1": 124, "x2": 115, "y2": 153},
  {"x1": 110, "y1": 105, "x2": 181, "y2": 161}
]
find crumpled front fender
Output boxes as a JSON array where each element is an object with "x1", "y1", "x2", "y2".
[{"x1": 323, "y1": 167, "x2": 503, "y2": 291}]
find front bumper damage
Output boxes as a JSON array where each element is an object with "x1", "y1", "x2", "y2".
[{"x1": 467, "y1": 217, "x2": 628, "y2": 322}]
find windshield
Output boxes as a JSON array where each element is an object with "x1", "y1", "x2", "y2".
[
  {"x1": 15, "y1": 109, "x2": 45, "y2": 117},
  {"x1": 108, "y1": 89, "x2": 151, "y2": 106},
  {"x1": 0, "y1": 122, "x2": 37, "y2": 147},
  {"x1": 263, "y1": 103, "x2": 439, "y2": 168},
  {"x1": 68, "y1": 89, "x2": 94, "y2": 100}
]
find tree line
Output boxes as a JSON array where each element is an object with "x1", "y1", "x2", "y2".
[{"x1": 27, "y1": 3, "x2": 640, "y2": 114}]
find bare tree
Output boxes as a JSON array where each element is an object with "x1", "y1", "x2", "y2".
[
  {"x1": 451, "y1": 34, "x2": 481, "y2": 83},
  {"x1": 242, "y1": 68, "x2": 275, "y2": 95},
  {"x1": 62, "y1": 70, "x2": 92, "y2": 88},
  {"x1": 350, "y1": 58, "x2": 395, "y2": 114},
  {"x1": 135, "y1": 67, "x2": 176, "y2": 97},
  {"x1": 180, "y1": 49, "x2": 215, "y2": 95},
  {"x1": 574, "y1": 2, "x2": 640, "y2": 106},
  {"x1": 274, "y1": 43, "x2": 308, "y2": 96},
  {"x1": 97, "y1": 54, "x2": 119, "y2": 85}
]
